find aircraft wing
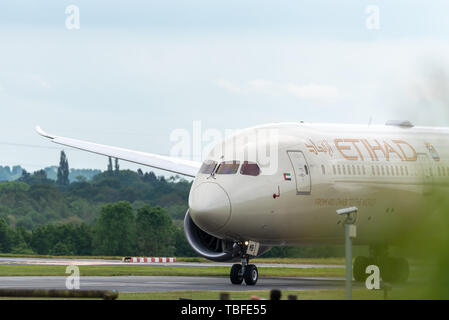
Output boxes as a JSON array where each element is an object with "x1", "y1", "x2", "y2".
[{"x1": 35, "y1": 126, "x2": 201, "y2": 177}]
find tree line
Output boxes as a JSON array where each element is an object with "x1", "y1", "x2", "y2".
[
  {"x1": 0, "y1": 151, "x2": 195, "y2": 256},
  {"x1": 0, "y1": 152, "x2": 190, "y2": 230},
  {"x1": 0, "y1": 201, "x2": 195, "y2": 256}
]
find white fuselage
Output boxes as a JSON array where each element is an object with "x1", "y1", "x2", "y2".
[{"x1": 188, "y1": 122, "x2": 449, "y2": 247}]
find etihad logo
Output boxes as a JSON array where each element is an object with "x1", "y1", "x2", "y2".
[
  {"x1": 305, "y1": 138, "x2": 417, "y2": 162},
  {"x1": 305, "y1": 139, "x2": 334, "y2": 156}
]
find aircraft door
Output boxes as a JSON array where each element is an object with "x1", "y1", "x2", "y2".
[{"x1": 287, "y1": 151, "x2": 311, "y2": 195}]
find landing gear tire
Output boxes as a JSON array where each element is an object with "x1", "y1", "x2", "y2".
[
  {"x1": 396, "y1": 258, "x2": 409, "y2": 283},
  {"x1": 380, "y1": 257, "x2": 409, "y2": 283},
  {"x1": 244, "y1": 264, "x2": 258, "y2": 286},
  {"x1": 230, "y1": 264, "x2": 244, "y2": 285},
  {"x1": 379, "y1": 257, "x2": 395, "y2": 283},
  {"x1": 353, "y1": 256, "x2": 372, "y2": 282}
]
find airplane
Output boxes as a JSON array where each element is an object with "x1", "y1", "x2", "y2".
[{"x1": 36, "y1": 120, "x2": 447, "y2": 285}]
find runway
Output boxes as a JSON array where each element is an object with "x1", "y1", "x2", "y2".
[
  {"x1": 0, "y1": 257, "x2": 348, "y2": 293},
  {"x1": 0, "y1": 276, "x2": 349, "y2": 292},
  {"x1": 0, "y1": 257, "x2": 343, "y2": 269}
]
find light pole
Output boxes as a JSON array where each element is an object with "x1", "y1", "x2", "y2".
[{"x1": 336, "y1": 206, "x2": 358, "y2": 300}]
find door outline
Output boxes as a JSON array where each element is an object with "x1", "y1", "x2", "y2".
[
  {"x1": 416, "y1": 153, "x2": 433, "y2": 195},
  {"x1": 287, "y1": 150, "x2": 312, "y2": 195}
]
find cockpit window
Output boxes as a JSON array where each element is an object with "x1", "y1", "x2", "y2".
[
  {"x1": 199, "y1": 160, "x2": 217, "y2": 174},
  {"x1": 240, "y1": 161, "x2": 260, "y2": 176},
  {"x1": 216, "y1": 161, "x2": 240, "y2": 174}
]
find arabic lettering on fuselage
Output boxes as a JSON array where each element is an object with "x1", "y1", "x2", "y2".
[{"x1": 305, "y1": 138, "x2": 417, "y2": 161}]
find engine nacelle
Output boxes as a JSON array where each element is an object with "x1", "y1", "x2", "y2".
[
  {"x1": 184, "y1": 210, "x2": 235, "y2": 261},
  {"x1": 184, "y1": 210, "x2": 270, "y2": 262}
]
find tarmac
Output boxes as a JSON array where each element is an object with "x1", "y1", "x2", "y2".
[{"x1": 0, "y1": 257, "x2": 348, "y2": 293}]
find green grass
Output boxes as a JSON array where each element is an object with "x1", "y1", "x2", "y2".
[
  {"x1": 251, "y1": 257, "x2": 344, "y2": 265},
  {"x1": 118, "y1": 287, "x2": 426, "y2": 300},
  {"x1": 0, "y1": 253, "x2": 124, "y2": 260},
  {"x1": 0, "y1": 288, "x2": 425, "y2": 300},
  {"x1": 0, "y1": 254, "x2": 344, "y2": 265},
  {"x1": 175, "y1": 257, "x2": 345, "y2": 265},
  {"x1": 0, "y1": 265, "x2": 344, "y2": 278},
  {"x1": 0, "y1": 254, "x2": 203, "y2": 262}
]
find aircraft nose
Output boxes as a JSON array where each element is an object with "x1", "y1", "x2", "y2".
[{"x1": 189, "y1": 182, "x2": 231, "y2": 232}]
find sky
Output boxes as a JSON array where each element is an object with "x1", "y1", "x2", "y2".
[{"x1": 1, "y1": 0, "x2": 449, "y2": 174}]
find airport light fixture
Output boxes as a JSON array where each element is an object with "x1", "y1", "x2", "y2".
[{"x1": 336, "y1": 206, "x2": 358, "y2": 300}]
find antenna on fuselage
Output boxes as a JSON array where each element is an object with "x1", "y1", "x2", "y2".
[{"x1": 368, "y1": 116, "x2": 373, "y2": 127}]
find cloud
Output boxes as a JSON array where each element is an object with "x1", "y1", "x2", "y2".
[
  {"x1": 217, "y1": 78, "x2": 341, "y2": 102},
  {"x1": 216, "y1": 78, "x2": 243, "y2": 93}
]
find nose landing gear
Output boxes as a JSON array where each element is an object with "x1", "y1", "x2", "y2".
[
  {"x1": 230, "y1": 258, "x2": 259, "y2": 285},
  {"x1": 229, "y1": 241, "x2": 260, "y2": 285}
]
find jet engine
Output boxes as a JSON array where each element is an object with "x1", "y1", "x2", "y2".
[
  {"x1": 184, "y1": 210, "x2": 236, "y2": 261},
  {"x1": 184, "y1": 210, "x2": 270, "y2": 262}
]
